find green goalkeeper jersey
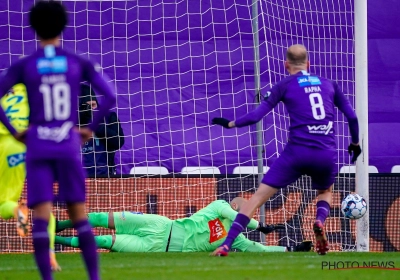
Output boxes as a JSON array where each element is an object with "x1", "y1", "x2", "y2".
[{"x1": 170, "y1": 200, "x2": 285, "y2": 253}]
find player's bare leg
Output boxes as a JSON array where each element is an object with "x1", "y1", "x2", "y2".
[
  {"x1": 212, "y1": 183, "x2": 278, "y2": 256},
  {"x1": 48, "y1": 213, "x2": 61, "y2": 271},
  {"x1": 56, "y1": 211, "x2": 114, "y2": 232},
  {"x1": 313, "y1": 185, "x2": 332, "y2": 255},
  {"x1": 238, "y1": 184, "x2": 279, "y2": 217},
  {"x1": 14, "y1": 199, "x2": 29, "y2": 237}
]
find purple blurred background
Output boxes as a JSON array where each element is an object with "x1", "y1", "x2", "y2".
[{"x1": 0, "y1": 0, "x2": 398, "y2": 174}]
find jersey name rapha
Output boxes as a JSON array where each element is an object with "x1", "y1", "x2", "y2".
[{"x1": 208, "y1": 218, "x2": 227, "y2": 243}]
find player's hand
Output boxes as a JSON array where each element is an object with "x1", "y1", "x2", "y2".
[
  {"x1": 257, "y1": 223, "x2": 285, "y2": 235},
  {"x1": 76, "y1": 127, "x2": 93, "y2": 144},
  {"x1": 348, "y1": 143, "x2": 361, "y2": 163},
  {"x1": 212, "y1": 117, "x2": 231, "y2": 128},
  {"x1": 13, "y1": 130, "x2": 28, "y2": 143}
]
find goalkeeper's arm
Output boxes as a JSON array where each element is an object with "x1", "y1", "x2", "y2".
[
  {"x1": 232, "y1": 235, "x2": 287, "y2": 252},
  {"x1": 218, "y1": 202, "x2": 259, "y2": 229},
  {"x1": 218, "y1": 202, "x2": 284, "y2": 233}
]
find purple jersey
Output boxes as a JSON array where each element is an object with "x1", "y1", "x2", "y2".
[
  {"x1": 235, "y1": 71, "x2": 359, "y2": 150},
  {"x1": 0, "y1": 45, "x2": 116, "y2": 159}
]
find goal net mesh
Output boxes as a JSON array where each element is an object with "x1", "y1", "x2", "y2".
[{"x1": 0, "y1": 0, "x2": 370, "y2": 253}]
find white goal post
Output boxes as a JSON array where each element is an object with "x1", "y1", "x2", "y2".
[{"x1": 354, "y1": 0, "x2": 369, "y2": 252}]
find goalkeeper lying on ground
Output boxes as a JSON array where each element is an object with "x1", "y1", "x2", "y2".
[{"x1": 55, "y1": 198, "x2": 312, "y2": 252}]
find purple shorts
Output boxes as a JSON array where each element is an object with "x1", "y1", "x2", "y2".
[
  {"x1": 262, "y1": 143, "x2": 337, "y2": 190},
  {"x1": 26, "y1": 156, "x2": 86, "y2": 208}
]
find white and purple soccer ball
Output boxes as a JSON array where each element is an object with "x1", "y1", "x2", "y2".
[{"x1": 341, "y1": 193, "x2": 367, "y2": 220}]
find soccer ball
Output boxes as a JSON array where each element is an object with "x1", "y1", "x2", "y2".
[{"x1": 341, "y1": 193, "x2": 367, "y2": 219}]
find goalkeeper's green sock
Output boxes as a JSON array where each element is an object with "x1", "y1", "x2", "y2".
[
  {"x1": 56, "y1": 212, "x2": 109, "y2": 232},
  {"x1": 55, "y1": 235, "x2": 113, "y2": 250},
  {"x1": 56, "y1": 220, "x2": 73, "y2": 232},
  {"x1": 55, "y1": 236, "x2": 74, "y2": 247}
]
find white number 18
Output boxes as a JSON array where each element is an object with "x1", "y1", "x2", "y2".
[
  {"x1": 40, "y1": 82, "x2": 71, "y2": 121},
  {"x1": 309, "y1": 93, "x2": 326, "y2": 120}
]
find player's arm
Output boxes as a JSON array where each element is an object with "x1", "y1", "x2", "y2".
[
  {"x1": 232, "y1": 234, "x2": 287, "y2": 252},
  {"x1": 0, "y1": 63, "x2": 23, "y2": 135},
  {"x1": 82, "y1": 60, "x2": 116, "y2": 132},
  {"x1": 212, "y1": 84, "x2": 283, "y2": 128},
  {"x1": 333, "y1": 82, "x2": 361, "y2": 162},
  {"x1": 217, "y1": 201, "x2": 259, "y2": 229},
  {"x1": 216, "y1": 201, "x2": 284, "y2": 233}
]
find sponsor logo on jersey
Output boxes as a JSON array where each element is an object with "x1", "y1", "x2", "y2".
[
  {"x1": 297, "y1": 76, "x2": 321, "y2": 87},
  {"x1": 37, "y1": 121, "x2": 73, "y2": 143},
  {"x1": 37, "y1": 56, "x2": 68, "y2": 74},
  {"x1": 208, "y1": 218, "x2": 227, "y2": 243},
  {"x1": 7, "y1": 152, "x2": 26, "y2": 167},
  {"x1": 307, "y1": 121, "x2": 333, "y2": 135}
]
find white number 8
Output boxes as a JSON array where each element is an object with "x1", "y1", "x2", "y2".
[
  {"x1": 309, "y1": 93, "x2": 326, "y2": 120},
  {"x1": 40, "y1": 82, "x2": 71, "y2": 121}
]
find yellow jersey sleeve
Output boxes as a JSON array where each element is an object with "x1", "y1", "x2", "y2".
[{"x1": 0, "y1": 83, "x2": 29, "y2": 135}]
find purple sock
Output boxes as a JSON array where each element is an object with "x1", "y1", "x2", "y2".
[
  {"x1": 222, "y1": 213, "x2": 250, "y2": 249},
  {"x1": 75, "y1": 220, "x2": 99, "y2": 280},
  {"x1": 32, "y1": 218, "x2": 52, "y2": 280},
  {"x1": 316, "y1": 200, "x2": 330, "y2": 224}
]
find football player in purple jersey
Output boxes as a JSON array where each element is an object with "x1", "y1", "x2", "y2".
[
  {"x1": 0, "y1": 2, "x2": 116, "y2": 279},
  {"x1": 211, "y1": 44, "x2": 361, "y2": 256}
]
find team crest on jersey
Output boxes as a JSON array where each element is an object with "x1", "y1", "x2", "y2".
[
  {"x1": 7, "y1": 152, "x2": 26, "y2": 167},
  {"x1": 264, "y1": 91, "x2": 272, "y2": 100},
  {"x1": 37, "y1": 56, "x2": 68, "y2": 74},
  {"x1": 297, "y1": 76, "x2": 321, "y2": 87},
  {"x1": 208, "y1": 218, "x2": 227, "y2": 243}
]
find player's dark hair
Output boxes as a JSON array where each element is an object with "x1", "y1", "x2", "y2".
[
  {"x1": 286, "y1": 47, "x2": 308, "y2": 66},
  {"x1": 29, "y1": 1, "x2": 67, "y2": 40}
]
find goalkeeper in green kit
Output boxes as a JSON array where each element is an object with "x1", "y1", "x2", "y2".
[{"x1": 55, "y1": 198, "x2": 312, "y2": 253}]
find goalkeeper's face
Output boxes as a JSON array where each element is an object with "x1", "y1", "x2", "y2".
[{"x1": 230, "y1": 197, "x2": 248, "y2": 212}]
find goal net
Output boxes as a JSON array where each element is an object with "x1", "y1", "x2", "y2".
[{"x1": 0, "y1": 0, "x2": 365, "y2": 253}]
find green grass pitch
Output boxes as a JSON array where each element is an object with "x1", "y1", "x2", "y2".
[{"x1": 0, "y1": 252, "x2": 399, "y2": 280}]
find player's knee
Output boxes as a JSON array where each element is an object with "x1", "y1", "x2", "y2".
[
  {"x1": 317, "y1": 186, "x2": 333, "y2": 195},
  {"x1": 67, "y1": 202, "x2": 86, "y2": 219},
  {"x1": 93, "y1": 235, "x2": 113, "y2": 250},
  {"x1": 32, "y1": 202, "x2": 52, "y2": 220}
]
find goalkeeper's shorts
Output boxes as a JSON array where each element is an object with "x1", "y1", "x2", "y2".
[
  {"x1": 262, "y1": 143, "x2": 337, "y2": 190},
  {"x1": 112, "y1": 212, "x2": 173, "y2": 251},
  {"x1": 0, "y1": 135, "x2": 26, "y2": 204}
]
